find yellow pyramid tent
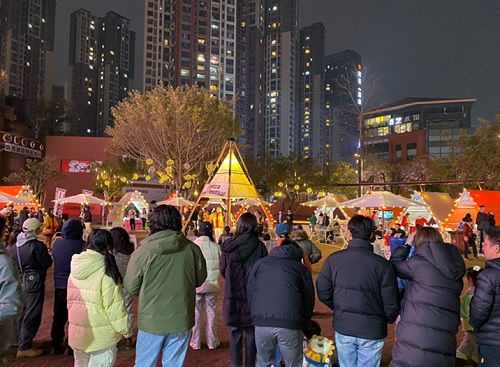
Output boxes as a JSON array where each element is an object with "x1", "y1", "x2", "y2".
[
  {"x1": 185, "y1": 138, "x2": 269, "y2": 229},
  {"x1": 200, "y1": 151, "x2": 259, "y2": 199}
]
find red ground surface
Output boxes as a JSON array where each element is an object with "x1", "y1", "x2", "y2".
[{"x1": 6, "y1": 238, "x2": 478, "y2": 367}]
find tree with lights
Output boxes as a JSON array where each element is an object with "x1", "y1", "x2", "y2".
[{"x1": 107, "y1": 84, "x2": 241, "y2": 196}]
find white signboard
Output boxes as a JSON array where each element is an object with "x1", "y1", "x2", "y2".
[{"x1": 201, "y1": 183, "x2": 230, "y2": 198}]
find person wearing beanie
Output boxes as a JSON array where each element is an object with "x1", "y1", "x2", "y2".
[
  {"x1": 50, "y1": 219, "x2": 85, "y2": 355},
  {"x1": 13, "y1": 218, "x2": 53, "y2": 358}
]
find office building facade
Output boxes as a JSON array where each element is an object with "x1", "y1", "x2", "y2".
[{"x1": 362, "y1": 97, "x2": 476, "y2": 162}]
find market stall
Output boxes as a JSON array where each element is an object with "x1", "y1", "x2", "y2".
[
  {"x1": 399, "y1": 191, "x2": 455, "y2": 231},
  {"x1": 443, "y1": 189, "x2": 500, "y2": 230}
]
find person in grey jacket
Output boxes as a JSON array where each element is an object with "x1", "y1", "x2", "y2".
[
  {"x1": 0, "y1": 216, "x2": 23, "y2": 367},
  {"x1": 290, "y1": 226, "x2": 322, "y2": 264}
]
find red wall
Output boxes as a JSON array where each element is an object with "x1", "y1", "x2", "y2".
[{"x1": 45, "y1": 136, "x2": 110, "y2": 207}]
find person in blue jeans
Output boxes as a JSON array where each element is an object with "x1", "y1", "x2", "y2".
[
  {"x1": 248, "y1": 238, "x2": 314, "y2": 367},
  {"x1": 316, "y1": 215, "x2": 400, "y2": 367},
  {"x1": 124, "y1": 205, "x2": 207, "y2": 367}
]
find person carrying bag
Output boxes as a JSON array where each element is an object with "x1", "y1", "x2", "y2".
[{"x1": 13, "y1": 218, "x2": 53, "y2": 358}]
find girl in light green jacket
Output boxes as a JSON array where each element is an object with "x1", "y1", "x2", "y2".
[{"x1": 68, "y1": 229, "x2": 130, "y2": 367}]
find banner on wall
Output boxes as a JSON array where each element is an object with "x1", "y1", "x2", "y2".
[
  {"x1": 61, "y1": 160, "x2": 102, "y2": 173},
  {"x1": 53, "y1": 188, "x2": 66, "y2": 217}
]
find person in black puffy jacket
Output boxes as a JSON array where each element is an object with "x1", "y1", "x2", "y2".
[
  {"x1": 470, "y1": 226, "x2": 500, "y2": 367},
  {"x1": 220, "y1": 212, "x2": 267, "y2": 367},
  {"x1": 390, "y1": 227, "x2": 465, "y2": 367},
  {"x1": 316, "y1": 215, "x2": 400, "y2": 367},
  {"x1": 247, "y1": 238, "x2": 314, "y2": 367},
  {"x1": 50, "y1": 219, "x2": 85, "y2": 355}
]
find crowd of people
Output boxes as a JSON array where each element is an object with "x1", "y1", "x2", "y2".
[{"x1": 1, "y1": 205, "x2": 500, "y2": 367}]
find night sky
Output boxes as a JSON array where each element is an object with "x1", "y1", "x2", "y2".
[{"x1": 55, "y1": 0, "x2": 500, "y2": 122}]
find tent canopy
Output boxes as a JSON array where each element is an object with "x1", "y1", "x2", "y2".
[
  {"x1": 302, "y1": 193, "x2": 355, "y2": 220},
  {"x1": 401, "y1": 191, "x2": 455, "y2": 227},
  {"x1": 200, "y1": 151, "x2": 259, "y2": 199},
  {"x1": 118, "y1": 191, "x2": 149, "y2": 211},
  {"x1": 340, "y1": 191, "x2": 428, "y2": 209},
  {"x1": 444, "y1": 189, "x2": 500, "y2": 229},
  {"x1": 0, "y1": 185, "x2": 38, "y2": 206}
]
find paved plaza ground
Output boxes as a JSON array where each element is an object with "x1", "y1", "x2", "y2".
[{"x1": 6, "y1": 234, "x2": 482, "y2": 367}]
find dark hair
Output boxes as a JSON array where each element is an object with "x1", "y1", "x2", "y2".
[
  {"x1": 279, "y1": 238, "x2": 301, "y2": 249},
  {"x1": 87, "y1": 229, "x2": 122, "y2": 285},
  {"x1": 7, "y1": 228, "x2": 21, "y2": 249},
  {"x1": 0, "y1": 216, "x2": 6, "y2": 235},
  {"x1": 263, "y1": 233, "x2": 271, "y2": 241},
  {"x1": 304, "y1": 320, "x2": 322, "y2": 340},
  {"x1": 348, "y1": 215, "x2": 375, "y2": 241},
  {"x1": 223, "y1": 225, "x2": 230, "y2": 233},
  {"x1": 234, "y1": 212, "x2": 258, "y2": 237},
  {"x1": 256, "y1": 225, "x2": 264, "y2": 237},
  {"x1": 198, "y1": 222, "x2": 214, "y2": 241},
  {"x1": 413, "y1": 227, "x2": 443, "y2": 248},
  {"x1": 465, "y1": 266, "x2": 483, "y2": 285},
  {"x1": 148, "y1": 205, "x2": 182, "y2": 234},
  {"x1": 110, "y1": 227, "x2": 135, "y2": 255},
  {"x1": 484, "y1": 226, "x2": 500, "y2": 246}
]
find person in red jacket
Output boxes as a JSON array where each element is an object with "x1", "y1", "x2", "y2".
[{"x1": 415, "y1": 216, "x2": 428, "y2": 227}]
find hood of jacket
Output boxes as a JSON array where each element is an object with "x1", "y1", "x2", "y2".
[
  {"x1": 221, "y1": 232, "x2": 261, "y2": 262},
  {"x1": 70, "y1": 249, "x2": 105, "y2": 281},
  {"x1": 140, "y1": 229, "x2": 190, "y2": 254},
  {"x1": 415, "y1": 241, "x2": 465, "y2": 281},
  {"x1": 268, "y1": 243, "x2": 303, "y2": 261},
  {"x1": 62, "y1": 219, "x2": 83, "y2": 240},
  {"x1": 16, "y1": 232, "x2": 39, "y2": 247}
]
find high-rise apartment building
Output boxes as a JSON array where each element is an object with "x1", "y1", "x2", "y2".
[
  {"x1": 262, "y1": 0, "x2": 299, "y2": 158},
  {"x1": 69, "y1": 9, "x2": 135, "y2": 136},
  {"x1": 235, "y1": 0, "x2": 264, "y2": 158},
  {"x1": 69, "y1": 9, "x2": 98, "y2": 136},
  {"x1": 324, "y1": 49, "x2": 362, "y2": 164},
  {"x1": 142, "y1": 0, "x2": 300, "y2": 159},
  {"x1": 142, "y1": 0, "x2": 236, "y2": 101},
  {"x1": 96, "y1": 12, "x2": 135, "y2": 136},
  {"x1": 299, "y1": 22, "x2": 325, "y2": 163},
  {"x1": 0, "y1": 0, "x2": 56, "y2": 126}
]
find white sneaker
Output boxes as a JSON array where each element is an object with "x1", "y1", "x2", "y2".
[{"x1": 208, "y1": 340, "x2": 220, "y2": 350}]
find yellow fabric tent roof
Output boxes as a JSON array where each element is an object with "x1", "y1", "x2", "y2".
[{"x1": 200, "y1": 151, "x2": 259, "y2": 199}]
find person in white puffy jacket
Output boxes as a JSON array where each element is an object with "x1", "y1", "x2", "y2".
[
  {"x1": 67, "y1": 229, "x2": 130, "y2": 367},
  {"x1": 190, "y1": 222, "x2": 221, "y2": 350}
]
